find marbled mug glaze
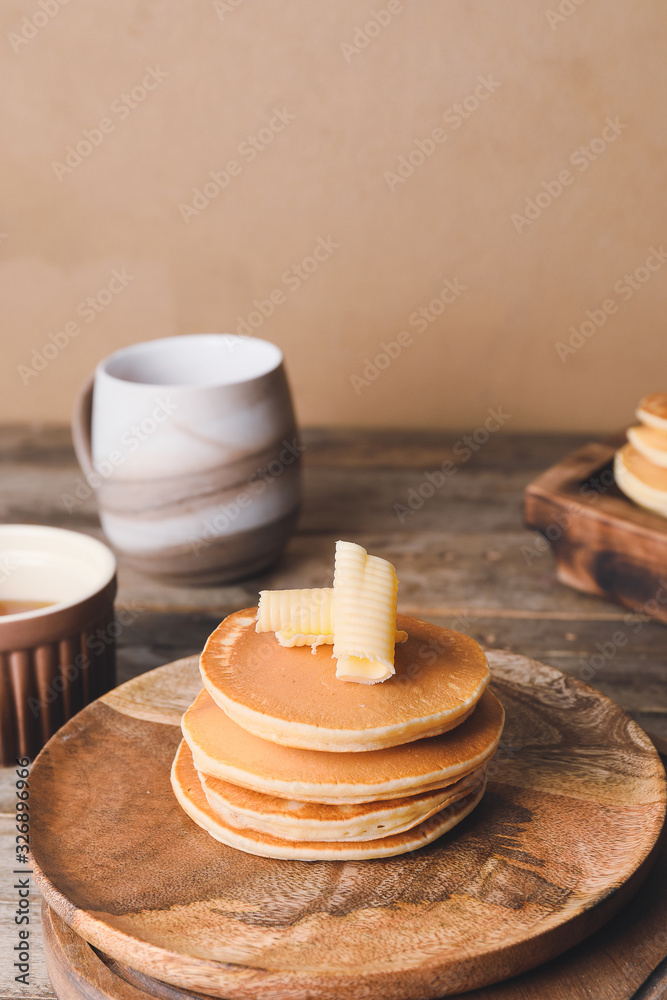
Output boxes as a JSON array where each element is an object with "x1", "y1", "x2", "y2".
[{"x1": 72, "y1": 335, "x2": 301, "y2": 584}]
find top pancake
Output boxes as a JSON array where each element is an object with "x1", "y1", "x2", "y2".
[{"x1": 199, "y1": 610, "x2": 490, "y2": 751}]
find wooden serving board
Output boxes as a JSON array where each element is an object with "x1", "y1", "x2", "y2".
[
  {"x1": 29, "y1": 654, "x2": 665, "y2": 1000},
  {"x1": 524, "y1": 437, "x2": 667, "y2": 623}
]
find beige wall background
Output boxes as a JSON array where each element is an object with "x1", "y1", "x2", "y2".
[{"x1": 1, "y1": 0, "x2": 666, "y2": 431}]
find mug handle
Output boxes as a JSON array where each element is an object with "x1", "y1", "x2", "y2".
[{"x1": 71, "y1": 372, "x2": 96, "y2": 481}]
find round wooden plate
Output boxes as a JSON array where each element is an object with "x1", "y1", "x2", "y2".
[
  {"x1": 30, "y1": 652, "x2": 666, "y2": 1000},
  {"x1": 42, "y1": 901, "x2": 211, "y2": 999}
]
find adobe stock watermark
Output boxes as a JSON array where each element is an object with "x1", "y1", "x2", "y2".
[
  {"x1": 350, "y1": 277, "x2": 467, "y2": 395},
  {"x1": 189, "y1": 437, "x2": 304, "y2": 554},
  {"x1": 51, "y1": 66, "x2": 169, "y2": 181},
  {"x1": 384, "y1": 75, "x2": 501, "y2": 192},
  {"x1": 627, "y1": 927, "x2": 667, "y2": 989},
  {"x1": 485, "y1": 737, "x2": 522, "y2": 782},
  {"x1": 213, "y1": 0, "x2": 245, "y2": 19},
  {"x1": 61, "y1": 396, "x2": 179, "y2": 513},
  {"x1": 179, "y1": 107, "x2": 296, "y2": 223},
  {"x1": 393, "y1": 407, "x2": 512, "y2": 523},
  {"x1": 511, "y1": 117, "x2": 628, "y2": 233},
  {"x1": 576, "y1": 581, "x2": 667, "y2": 685},
  {"x1": 27, "y1": 602, "x2": 142, "y2": 718},
  {"x1": 17, "y1": 268, "x2": 135, "y2": 386},
  {"x1": 340, "y1": 0, "x2": 413, "y2": 63},
  {"x1": 8, "y1": 0, "x2": 70, "y2": 54},
  {"x1": 555, "y1": 246, "x2": 667, "y2": 362},
  {"x1": 0, "y1": 555, "x2": 14, "y2": 585},
  {"x1": 521, "y1": 463, "x2": 616, "y2": 565},
  {"x1": 545, "y1": 0, "x2": 588, "y2": 30},
  {"x1": 224, "y1": 236, "x2": 339, "y2": 337},
  {"x1": 393, "y1": 610, "x2": 480, "y2": 688}
]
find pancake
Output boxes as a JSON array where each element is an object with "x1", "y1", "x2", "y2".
[
  {"x1": 199, "y1": 609, "x2": 490, "y2": 751},
  {"x1": 636, "y1": 393, "x2": 667, "y2": 433},
  {"x1": 199, "y1": 763, "x2": 487, "y2": 842},
  {"x1": 615, "y1": 443, "x2": 667, "y2": 517},
  {"x1": 172, "y1": 740, "x2": 487, "y2": 861},
  {"x1": 182, "y1": 686, "x2": 504, "y2": 803},
  {"x1": 627, "y1": 425, "x2": 667, "y2": 468}
]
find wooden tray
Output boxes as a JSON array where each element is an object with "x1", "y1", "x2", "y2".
[
  {"x1": 524, "y1": 437, "x2": 667, "y2": 623},
  {"x1": 29, "y1": 654, "x2": 666, "y2": 1000}
]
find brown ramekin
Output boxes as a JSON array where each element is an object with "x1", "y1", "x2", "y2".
[{"x1": 0, "y1": 525, "x2": 117, "y2": 764}]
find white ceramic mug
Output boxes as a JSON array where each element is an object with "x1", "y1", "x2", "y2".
[{"x1": 72, "y1": 334, "x2": 301, "y2": 584}]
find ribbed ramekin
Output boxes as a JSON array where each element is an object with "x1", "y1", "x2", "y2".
[{"x1": 0, "y1": 525, "x2": 117, "y2": 763}]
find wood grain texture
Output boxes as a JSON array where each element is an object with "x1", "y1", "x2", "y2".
[
  {"x1": 1, "y1": 427, "x2": 667, "y2": 999},
  {"x1": 43, "y1": 898, "x2": 218, "y2": 998},
  {"x1": 524, "y1": 439, "x2": 667, "y2": 624},
  {"x1": 28, "y1": 655, "x2": 665, "y2": 1000},
  {"x1": 42, "y1": 901, "x2": 150, "y2": 1000},
  {"x1": 39, "y1": 886, "x2": 667, "y2": 1000}
]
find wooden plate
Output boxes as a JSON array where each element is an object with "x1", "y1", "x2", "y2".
[
  {"x1": 42, "y1": 900, "x2": 211, "y2": 999},
  {"x1": 524, "y1": 437, "x2": 667, "y2": 622},
  {"x1": 30, "y1": 653, "x2": 666, "y2": 1000}
]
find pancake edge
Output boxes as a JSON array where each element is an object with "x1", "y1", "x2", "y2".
[
  {"x1": 637, "y1": 403, "x2": 667, "y2": 434},
  {"x1": 181, "y1": 692, "x2": 504, "y2": 803},
  {"x1": 198, "y1": 765, "x2": 487, "y2": 842},
  {"x1": 627, "y1": 426, "x2": 667, "y2": 468},
  {"x1": 171, "y1": 741, "x2": 488, "y2": 861},
  {"x1": 199, "y1": 610, "x2": 491, "y2": 751},
  {"x1": 615, "y1": 448, "x2": 667, "y2": 516},
  {"x1": 200, "y1": 670, "x2": 487, "y2": 751}
]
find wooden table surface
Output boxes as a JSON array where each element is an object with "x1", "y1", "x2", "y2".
[{"x1": 0, "y1": 426, "x2": 665, "y2": 1000}]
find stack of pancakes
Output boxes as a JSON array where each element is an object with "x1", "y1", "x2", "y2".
[
  {"x1": 616, "y1": 394, "x2": 667, "y2": 517},
  {"x1": 172, "y1": 609, "x2": 504, "y2": 860}
]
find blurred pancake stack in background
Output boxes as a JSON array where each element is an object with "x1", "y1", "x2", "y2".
[{"x1": 616, "y1": 393, "x2": 667, "y2": 516}]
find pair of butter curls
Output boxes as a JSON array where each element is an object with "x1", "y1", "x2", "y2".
[{"x1": 255, "y1": 540, "x2": 407, "y2": 684}]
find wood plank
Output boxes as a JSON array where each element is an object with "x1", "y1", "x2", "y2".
[
  {"x1": 0, "y1": 429, "x2": 594, "y2": 539},
  {"x1": 112, "y1": 531, "x2": 630, "y2": 617},
  {"x1": 0, "y1": 427, "x2": 638, "y2": 620},
  {"x1": 0, "y1": 461, "x2": 554, "y2": 534},
  {"x1": 0, "y1": 815, "x2": 52, "y2": 998},
  {"x1": 0, "y1": 427, "x2": 590, "y2": 472},
  {"x1": 300, "y1": 429, "x2": 590, "y2": 470},
  {"x1": 0, "y1": 426, "x2": 73, "y2": 466}
]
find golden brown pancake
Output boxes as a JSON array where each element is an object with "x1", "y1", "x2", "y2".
[
  {"x1": 627, "y1": 425, "x2": 667, "y2": 468},
  {"x1": 615, "y1": 443, "x2": 667, "y2": 517},
  {"x1": 199, "y1": 610, "x2": 490, "y2": 750},
  {"x1": 199, "y1": 763, "x2": 487, "y2": 842},
  {"x1": 636, "y1": 393, "x2": 667, "y2": 432},
  {"x1": 172, "y1": 740, "x2": 487, "y2": 860},
  {"x1": 182, "y1": 686, "x2": 504, "y2": 803}
]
